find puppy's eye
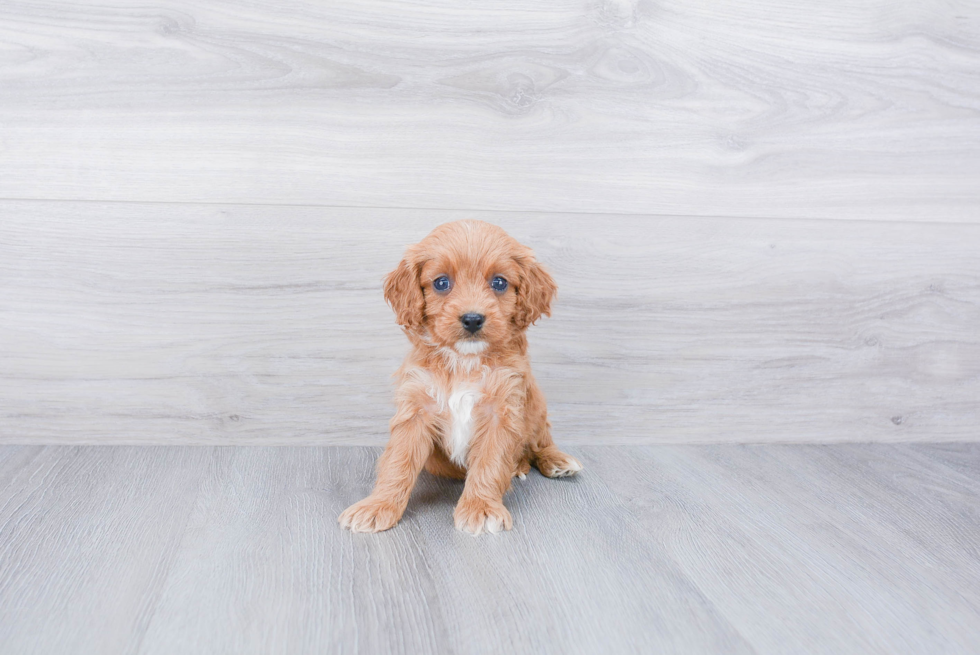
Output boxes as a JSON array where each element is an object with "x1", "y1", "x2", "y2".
[
  {"x1": 490, "y1": 276, "x2": 508, "y2": 292},
  {"x1": 432, "y1": 276, "x2": 452, "y2": 293}
]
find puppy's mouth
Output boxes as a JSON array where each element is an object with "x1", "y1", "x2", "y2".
[{"x1": 454, "y1": 339, "x2": 488, "y2": 355}]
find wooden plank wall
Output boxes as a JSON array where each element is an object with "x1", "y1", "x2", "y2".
[
  {"x1": 2, "y1": 203, "x2": 977, "y2": 444},
  {"x1": 2, "y1": 0, "x2": 979, "y2": 220},
  {"x1": 1, "y1": 0, "x2": 978, "y2": 444}
]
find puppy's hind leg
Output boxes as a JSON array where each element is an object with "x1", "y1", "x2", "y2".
[
  {"x1": 526, "y1": 415, "x2": 582, "y2": 479},
  {"x1": 525, "y1": 377, "x2": 582, "y2": 478},
  {"x1": 425, "y1": 448, "x2": 467, "y2": 480},
  {"x1": 528, "y1": 421, "x2": 582, "y2": 479},
  {"x1": 514, "y1": 454, "x2": 531, "y2": 480},
  {"x1": 424, "y1": 443, "x2": 526, "y2": 480},
  {"x1": 532, "y1": 443, "x2": 583, "y2": 478}
]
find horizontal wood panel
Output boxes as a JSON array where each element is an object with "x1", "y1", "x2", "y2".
[
  {"x1": 1, "y1": 1, "x2": 979, "y2": 220},
  {"x1": 1, "y1": 200, "x2": 977, "y2": 444}
]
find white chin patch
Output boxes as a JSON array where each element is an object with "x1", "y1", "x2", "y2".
[{"x1": 455, "y1": 340, "x2": 488, "y2": 355}]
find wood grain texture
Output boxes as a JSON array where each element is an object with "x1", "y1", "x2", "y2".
[
  {"x1": 138, "y1": 447, "x2": 750, "y2": 655},
  {"x1": 1, "y1": 0, "x2": 979, "y2": 220},
  {"x1": 589, "y1": 443, "x2": 980, "y2": 654},
  {"x1": 0, "y1": 446, "x2": 211, "y2": 655},
  {"x1": 2, "y1": 200, "x2": 979, "y2": 445},
  {"x1": 1, "y1": 445, "x2": 979, "y2": 654}
]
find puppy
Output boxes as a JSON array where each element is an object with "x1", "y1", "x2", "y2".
[{"x1": 339, "y1": 220, "x2": 582, "y2": 535}]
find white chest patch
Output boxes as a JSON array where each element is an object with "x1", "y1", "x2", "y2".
[{"x1": 447, "y1": 385, "x2": 480, "y2": 467}]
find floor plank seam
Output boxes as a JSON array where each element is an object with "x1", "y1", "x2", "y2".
[{"x1": 127, "y1": 449, "x2": 213, "y2": 655}]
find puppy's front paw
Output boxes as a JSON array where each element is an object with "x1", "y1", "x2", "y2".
[
  {"x1": 454, "y1": 498, "x2": 513, "y2": 536},
  {"x1": 339, "y1": 496, "x2": 403, "y2": 533}
]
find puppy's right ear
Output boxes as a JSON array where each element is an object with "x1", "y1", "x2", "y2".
[{"x1": 383, "y1": 250, "x2": 425, "y2": 330}]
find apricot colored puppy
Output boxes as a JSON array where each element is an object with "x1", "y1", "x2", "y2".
[{"x1": 339, "y1": 220, "x2": 582, "y2": 535}]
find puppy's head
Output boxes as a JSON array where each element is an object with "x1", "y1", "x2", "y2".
[{"x1": 383, "y1": 220, "x2": 557, "y2": 353}]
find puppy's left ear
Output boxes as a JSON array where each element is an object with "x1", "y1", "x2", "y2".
[{"x1": 514, "y1": 253, "x2": 558, "y2": 329}]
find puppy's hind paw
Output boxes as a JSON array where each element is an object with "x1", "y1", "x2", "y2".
[
  {"x1": 339, "y1": 496, "x2": 403, "y2": 533},
  {"x1": 513, "y1": 459, "x2": 531, "y2": 480},
  {"x1": 536, "y1": 448, "x2": 583, "y2": 478}
]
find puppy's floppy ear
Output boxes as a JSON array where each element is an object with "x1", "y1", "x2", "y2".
[
  {"x1": 384, "y1": 248, "x2": 425, "y2": 330},
  {"x1": 514, "y1": 252, "x2": 557, "y2": 329}
]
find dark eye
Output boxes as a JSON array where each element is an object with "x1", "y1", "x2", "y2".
[
  {"x1": 491, "y1": 276, "x2": 508, "y2": 292},
  {"x1": 433, "y1": 276, "x2": 452, "y2": 292}
]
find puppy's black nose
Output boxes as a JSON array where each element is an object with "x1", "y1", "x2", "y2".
[{"x1": 460, "y1": 313, "x2": 485, "y2": 334}]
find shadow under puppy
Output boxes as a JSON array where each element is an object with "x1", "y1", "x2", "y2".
[{"x1": 339, "y1": 220, "x2": 582, "y2": 536}]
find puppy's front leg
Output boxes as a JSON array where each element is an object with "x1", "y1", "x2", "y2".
[
  {"x1": 339, "y1": 409, "x2": 434, "y2": 533},
  {"x1": 454, "y1": 428, "x2": 520, "y2": 535},
  {"x1": 454, "y1": 382, "x2": 524, "y2": 535}
]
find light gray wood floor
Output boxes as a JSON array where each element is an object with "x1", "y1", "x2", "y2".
[{"x1": 1, "y1": 444, "x2": 978, "y2": 655}]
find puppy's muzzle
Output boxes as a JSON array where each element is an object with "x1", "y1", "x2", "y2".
[{"x1": 460, "y1": 313, "x2": 485, "y2": 334}]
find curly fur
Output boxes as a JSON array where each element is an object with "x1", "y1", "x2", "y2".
[{"x1": 339, "y1": 220, "x2": 582, "y2": 536}]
